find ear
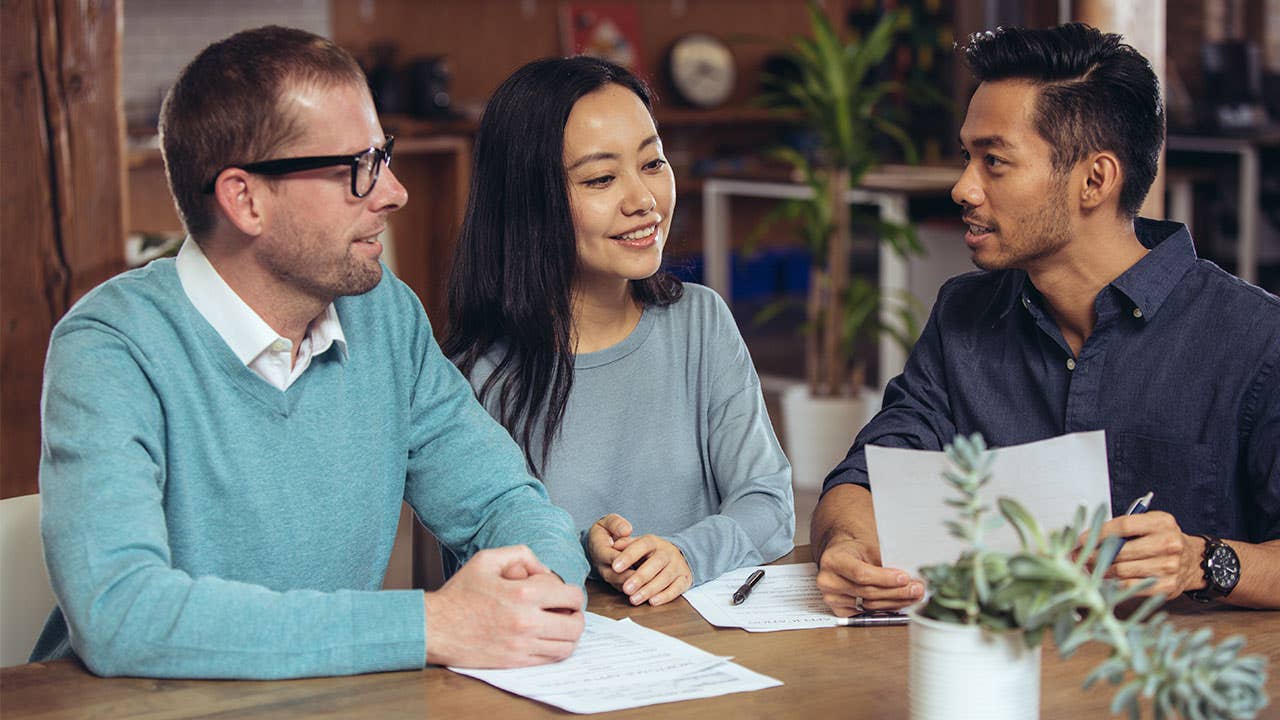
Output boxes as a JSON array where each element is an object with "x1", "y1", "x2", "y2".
[
  {"x1": 1079, "y1": 151, "x2": 1122, "y2": 213},
  {"x1": 210, "y1": 168, "x2": 266, "y2": 237}
]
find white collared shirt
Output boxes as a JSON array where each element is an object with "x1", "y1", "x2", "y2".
[{"x1": 175, "y1": 239, "x2": 347, "y2": 390}]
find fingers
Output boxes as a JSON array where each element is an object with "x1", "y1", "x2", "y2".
[
  {"x1": 595, "y1": 513, "x2": 633, "y2": 540},
  {"x1": 522, "y1": 572, "x2": 587, "y2": 612},
  {"x1": 424, "y1": 553, "x2": 586, "y2": 668},
  {"x1": 816, "y1": 542, "x2": 922, "y2": 616},
  {"x1": 611, "y1": 535, "x2": 659, "y2": 575},
  {"x1": 624, "y1": 549, "x2": 692, "y2": 606},
  {"x1": 607, "y1": 535, "x2": 692, "y2": 606},
  {"x1": 587, "y1": 523, "x2": 623, "y2": 573},
  {"x1": 477, "y1": 545, "x2": 548, "y2": 579}
]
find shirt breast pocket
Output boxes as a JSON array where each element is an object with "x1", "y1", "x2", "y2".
[{"x1": 1107, "y1": 432, "x2": 1221, "y2": 537}]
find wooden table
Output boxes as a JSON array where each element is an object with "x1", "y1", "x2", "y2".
[{"x1": 3, "y1": 547, "x2": 1277, "y2": 719}]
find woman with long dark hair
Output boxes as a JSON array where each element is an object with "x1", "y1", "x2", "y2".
[{"x1": 443, "y1": 56, "x2": 793, "y2": 606}]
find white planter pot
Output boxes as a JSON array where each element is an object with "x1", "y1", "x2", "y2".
[
  {"x1": 778, "y1": 384, "x2": 881, "y2": 492},
  {"x1": 908, "y1": 610, "x2": 1041, "y2": 720}
]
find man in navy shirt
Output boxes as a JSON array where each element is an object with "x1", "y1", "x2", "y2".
[{"x1": 812, "y1": 23, "x2": 1280, "y2": 613}]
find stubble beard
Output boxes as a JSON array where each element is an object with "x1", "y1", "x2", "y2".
[
  {"x1": 262, "y1": 226, "x2": 383, "y2": 302},
  {"x1": 973, "y1": 182, "x2": 1073, "y2": 273}
]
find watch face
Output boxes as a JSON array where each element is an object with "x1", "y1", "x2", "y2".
[
  {"x1": 668, "y1": 34, "x2": 736, "y2": 108},
  {"x1": 1208, "y1": 543, "x2": 1241, "y2": 592}
]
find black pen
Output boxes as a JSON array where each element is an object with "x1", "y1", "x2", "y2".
[
  {"x1": 836, "y1": 611, "x2": 910, "y2": 626},
  {"x1": 731, "y1": 569, "x2": 765, "y2": 605}
]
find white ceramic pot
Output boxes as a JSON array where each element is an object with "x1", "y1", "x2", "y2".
[
  {"x1": 778, "y1": 384, "x2": 881, "y2": 492},
  {"x1": 908, "y1": 609, "x2": 1042, "y2": 720}
]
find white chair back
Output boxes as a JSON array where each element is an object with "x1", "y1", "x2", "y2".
[{"x1": 0, "y1": 493, "x2": 56, "y2": 666}]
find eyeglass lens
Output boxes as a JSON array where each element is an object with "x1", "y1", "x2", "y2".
[
  {"x1": 356, "y1": 150, "x2": 379, "y2": 197},
  {"x1": 354, "y1": 141, "x2": 393, "y2": 198}
]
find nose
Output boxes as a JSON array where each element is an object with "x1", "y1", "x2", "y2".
[
  {"x1": 370, "y1": 166, "x2": 408, "y2": 213},
  {"x1": 951, "y1": 163, "x2": 984, "y2": 208},
  {"x1": 621, "y1": 174, "x2": 657, "y2": 216},
  {"x1": 951, "y1": 166, "x2": 984, "y2": 209}
]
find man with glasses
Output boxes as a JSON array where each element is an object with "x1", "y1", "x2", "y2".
[{"x1": 33, "y1": 26, "x2": 588, "y2": 679}]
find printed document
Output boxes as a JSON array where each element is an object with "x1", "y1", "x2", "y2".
[
  {"x1": 449, "y1": 612, "x2": 781, "y2": 713},
  {"x1": 683, "y1": 563, "x2": 851, "y2": 632},
  {"x1": 867, "y1": 430, "x2": 1113, "y2": 577}
]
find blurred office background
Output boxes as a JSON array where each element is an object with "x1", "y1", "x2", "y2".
[{"x1": 3, "y1": 0, "x2": 1278, "y2": 585}]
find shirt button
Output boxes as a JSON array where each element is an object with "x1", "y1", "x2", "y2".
[
  {"x1": 1132, "y1": 307, "x2": 1143, "y2": 318},
  {"x1": 1022, "y1": 296, "x2": 1031, "y2": 309},
  {"x1": 1066, "y1": 358, "x2": 1076, "y2": 371},
  {"x1": 271, "y1": 339, "x2": 290, "y2": 353}
]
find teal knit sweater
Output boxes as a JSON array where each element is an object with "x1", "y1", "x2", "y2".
[{"x1": 33, "y1": 259, "x2": 587, "y2": 678}]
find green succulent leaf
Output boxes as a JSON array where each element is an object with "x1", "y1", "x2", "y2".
[{"x1": 918, "y1": 433, "x2": 1271, "y2": 719}]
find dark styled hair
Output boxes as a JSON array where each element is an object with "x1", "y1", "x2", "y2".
[
  {"x1": 961, "y1": 23, "x2": 1164, "y2": 218},
  {"x1": 442, "y1": 56, "x2": 683, "y2": 476},
  {"x1": 159, "y1": 26, "x2": 367, "y2": 237}
]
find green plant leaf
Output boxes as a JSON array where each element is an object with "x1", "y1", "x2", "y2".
[
  {"x1": 1109, "y1": 679, "x2": 1143, "y2": 717},
  {"x1": 998, "y1": 498, "x2": 1046, "y2": 553}
]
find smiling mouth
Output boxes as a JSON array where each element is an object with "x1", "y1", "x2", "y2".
[
  {"x1": 612, "y1": 224, "x2": 658, "y2": 242},
  {"x1": 964, "y1": 219, "x2": 995, "y2": 235}
]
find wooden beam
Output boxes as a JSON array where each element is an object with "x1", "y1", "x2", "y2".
[{"x1": 1, "y1": 0, "x2": 125, "y2": 498}]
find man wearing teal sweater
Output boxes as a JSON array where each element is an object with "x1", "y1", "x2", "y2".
[{"x1": 32, "y1": 26, "x2": 589, "y2": 679}]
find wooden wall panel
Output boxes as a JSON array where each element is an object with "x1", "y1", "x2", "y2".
[{"x1": 1, "y1": 0, "x2": 126, "y2": 499}]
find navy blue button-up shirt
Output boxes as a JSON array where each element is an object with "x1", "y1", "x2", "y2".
[{"x1": 825, "y1": 219, "x2": 1280, "y2": 543}]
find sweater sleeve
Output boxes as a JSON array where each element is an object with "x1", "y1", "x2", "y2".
[
  {"x1": 665, "y1": 291, "x2": 795, "y2": 585},
  {"x1": 39, "y1": 324, "x2": 426, "y2": 679},
  {"x1": 401, "y1": 315, "x2": 588, "y2": 589}
]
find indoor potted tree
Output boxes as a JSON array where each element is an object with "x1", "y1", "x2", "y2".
[
  {"x1": 912, "y1": 434, "x2": 1270, "y2": 720},
  {"x1": 754, "y1": 2, "x2": 930, "y2": 490}
]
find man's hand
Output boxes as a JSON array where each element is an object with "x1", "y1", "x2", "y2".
[
  {"x1": 815, "y1": 535, "x2": 923, "y2": 615},
  {"x1": 1091, "y1": 511, "x2": 1204, "y2": 598},
  {"x1": 423, "y1": 545, "x2": 585, "y2": 668},
  {"x1": 586, "y1": 513, "x2": 634, "y2": 588}
]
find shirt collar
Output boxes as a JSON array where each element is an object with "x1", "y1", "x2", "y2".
[
  {"x1": 1108, "y1": 218, "x2": 1197, "y2": 321},
  {"x1": 175, "y1": 238, "x2": 348, "y2": 366},
  {"x1": 986, "y1": 218, "x2": 1195, "y2": 324}
]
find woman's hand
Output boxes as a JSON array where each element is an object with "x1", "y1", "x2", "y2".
[
  {"x1": 609, "y1": 534, "x2": 693, "y2": 606},
  {"x1": 586, "y1": 514, "x2": 635, "y2": 589}
]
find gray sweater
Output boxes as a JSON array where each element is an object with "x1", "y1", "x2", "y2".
[{"x1": 467, "y1": 284, "x2": 795, "y2": 585}]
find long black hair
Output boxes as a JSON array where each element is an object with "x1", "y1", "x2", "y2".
[{"x1": 442, "y1": 56, "x2": 683, "y2": 476}]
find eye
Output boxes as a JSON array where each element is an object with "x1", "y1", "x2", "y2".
[
  {"x1": 959, "y1": 149, "x2": 971, "y2": 166},
  {"x1": 583, "y1": 174, "x2": 614, "y2": 188},
  {"x1": 984, "y1": 154, "x2": 1005, "y2": 168},
  {"x1": 643, "y1": 157, "x2": 668, "y2": 172}
]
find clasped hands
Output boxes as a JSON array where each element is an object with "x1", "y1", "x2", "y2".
[
  {"x1": 587, "y1": 513, "x2": 693, "y2": 606},
  {"x1": 423, "y1": 545, "x2": 585, "y2": 669},
  {"x1": 817, "y1": 511, "x2": 1204, "y2": 615}
]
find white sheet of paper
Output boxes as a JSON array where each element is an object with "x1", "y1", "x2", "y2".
[
  {"x1": 449, "y1": 613, "x2": 781, "y2": 714},
  {"x1": 683, "y1": 563, "x2": 852, "y2": 632},
  {"x1": 867, "y1": 431, "x2": 1113, "y2": 577}
]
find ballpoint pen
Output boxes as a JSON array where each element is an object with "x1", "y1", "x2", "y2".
[
  {"x1": 731, "y1": 569, "x2": 765, "y2": 605},
  {"x1": 1107, "y1": 490, "x2": 1153, "y2": 561},
  {"x1": 836, "y1": 611, "x2": 910, "y2": 627}
]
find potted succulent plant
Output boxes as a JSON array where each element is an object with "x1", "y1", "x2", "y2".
[
  {"x1": 912, "y1": 434, "x2": 1270, "y2": 720},
  {"x1": 753, "y1": 2, "x2": 933, "y2": 489}
]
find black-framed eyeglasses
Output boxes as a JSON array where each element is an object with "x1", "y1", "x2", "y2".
[{"x1": 202, "y1": 136, "x2": 395, "y2": 198}]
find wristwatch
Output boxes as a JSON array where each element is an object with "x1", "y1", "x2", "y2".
[{"x1": 1187, "y1": 535, "x2": 1240, "y2": 602}]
